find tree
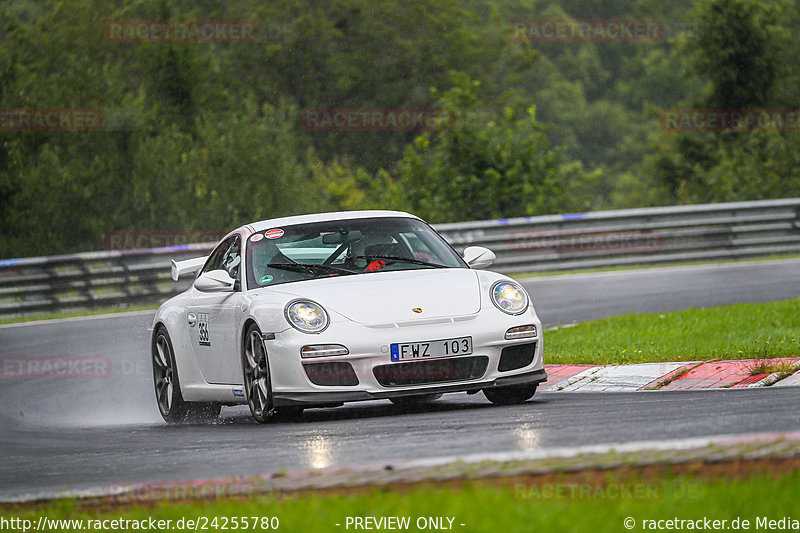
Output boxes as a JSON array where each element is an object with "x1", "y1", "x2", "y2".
[
  {"x1": 392, "y1": 74, "x2": 598, "y2": 222},
  {"x1": 691, "y1": 0, "x2": 779, "y2": 109},
  {"x1": 645, "y1": 0, "x2": 793, "y2": 205}
]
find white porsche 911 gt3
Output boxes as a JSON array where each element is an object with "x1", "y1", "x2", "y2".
[{"x1": 151, "y1": 210, "x2": 546, "y2": 423}]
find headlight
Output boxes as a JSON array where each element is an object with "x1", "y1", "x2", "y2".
[
  {"x1": 491, "y1": 281, "x2": 529, "y2": 315},
  {"x1": 285, "y1": 300, "x2": 329, "y2": 333}
]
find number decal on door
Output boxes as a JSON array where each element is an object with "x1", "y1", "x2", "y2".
[{"x1": 198, "y1": 313, "x2": 211, "y2": 347}]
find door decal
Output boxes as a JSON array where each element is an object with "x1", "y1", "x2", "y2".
[{"x1": 198, "y1": 313, "x2": 211, "y2": 347}]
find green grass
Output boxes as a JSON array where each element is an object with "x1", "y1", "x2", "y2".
[
  {"x1": 4, "y1": 469, "x2": 800, "y2": 533},
  {"x1": 546, "y1": 298, "x2": 800, "y2": 365},
  {"x1": 747, "y1": 359, "x2": 799, "y2": 378},
  {"x1": 0, "y1": 304, "x2": 157, "y2": 326}
]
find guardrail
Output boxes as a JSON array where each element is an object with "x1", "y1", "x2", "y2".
[
  {"x1": 2, "y1": 198, "x2": 799, "y2": 318},
  {"x1": 436, "y1": 198, "x2": 800, "y2": 273},
  {"x1": 0, "y1": 244, "x2": 214, "y2": 318}
]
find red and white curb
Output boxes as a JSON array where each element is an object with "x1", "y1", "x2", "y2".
[{"x1": 542, "y1": 358, "x2": 800, "y2": 392}]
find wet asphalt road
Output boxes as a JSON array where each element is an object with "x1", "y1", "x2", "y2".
[{"x1": 0, "y1": 259, "x2": 798, "y2": 501}]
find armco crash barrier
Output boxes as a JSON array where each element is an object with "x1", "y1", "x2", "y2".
[
  {"x1": 1, "y1": 198, "x2": 799, "y2": 318},
  {"x1": 434, "y1": 198, "x2": 800, "y2": 273},
  {"x1": 0, "y1": 243, "x2": 214, "y2": 318}
]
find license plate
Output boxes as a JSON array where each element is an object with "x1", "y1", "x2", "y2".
[{"x1": 390, "y1": 336, "x2": 473, "y2": 362}]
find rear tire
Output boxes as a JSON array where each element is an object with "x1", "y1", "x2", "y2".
[
  {"x1": 483, "y1": 383, "x2": 537, "y2": 405},
  {"x1": 152, "y1": 327, "x2": 221, "y2": 424}
]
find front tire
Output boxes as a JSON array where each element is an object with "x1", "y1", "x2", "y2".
[
  {"x1": 152, "y1": 327, "x2": 221, "y2": 423},
  {"x1": 242, "y1": 324, "x2": 274, "y2": 423},
  {"x1": 483, "y1": 383, "x2": 537, "y2": 405}
]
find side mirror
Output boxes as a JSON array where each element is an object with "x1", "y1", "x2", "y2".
[
  {"x1": 463, "y1": 246, "x2": 496, "y2": 269},
  {"x1": 194, "y1": 269, "x2": 236, "y2": 292}
]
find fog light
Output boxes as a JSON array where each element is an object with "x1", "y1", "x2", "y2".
[
  {"x1": 505, "y1": 325, "x2": 537, "y2": 340},
  {"x1": 300, "y1": 344, "x2": 350, "y2": 358}
]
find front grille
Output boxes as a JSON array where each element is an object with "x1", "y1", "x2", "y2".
[
  {"x1": 498, "y1": 342, "x2": 536, "y2": 372},
  {"x1": 303, "y1": 362, "x2": 359, "y2": 386},
  {"x1": 373, "y1": 356, "x2": 489, "y2": 387}
]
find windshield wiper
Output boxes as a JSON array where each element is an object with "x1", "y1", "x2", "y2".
[
  {"x1": 353, "y1": 255, "x2": 447, "y2": 268},
  {"x1": 267, "y1": 262, "x2": 356, "y2": 276}
]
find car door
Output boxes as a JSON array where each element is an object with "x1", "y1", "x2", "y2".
[{"x1": 187, "y1": 234, "x2": 243, "y2": 384}]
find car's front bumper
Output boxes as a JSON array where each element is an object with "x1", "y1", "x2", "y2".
[
  {"x1": 272, "y1": 368, "x2": 547, "y2": 406},
  {"x1": 263, "y1": 307, "x2": 546, "y2": 407}
]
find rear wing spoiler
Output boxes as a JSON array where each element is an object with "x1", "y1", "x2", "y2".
[{"x1": 170, "y1": 257, "x2": 208, "y2": 282}]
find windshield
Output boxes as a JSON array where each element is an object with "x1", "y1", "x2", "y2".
[{"x1": 245, "y1": 217, "x2": 466, "y2": 288}]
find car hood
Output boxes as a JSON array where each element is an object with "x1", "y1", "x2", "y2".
[{"x1": 269, "y1": 268, "x2": 481, "y2": 325}]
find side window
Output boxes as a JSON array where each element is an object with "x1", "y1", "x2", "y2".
[
  {"x1": 222, "y1": 237, "x2": 241, "y2": 280},
  {"x1": 201, "y1": 242, "x2": 227, "y2": 275},
  {"x1": 202, "y1": 236, "x2": 241, "y2": 281}
]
